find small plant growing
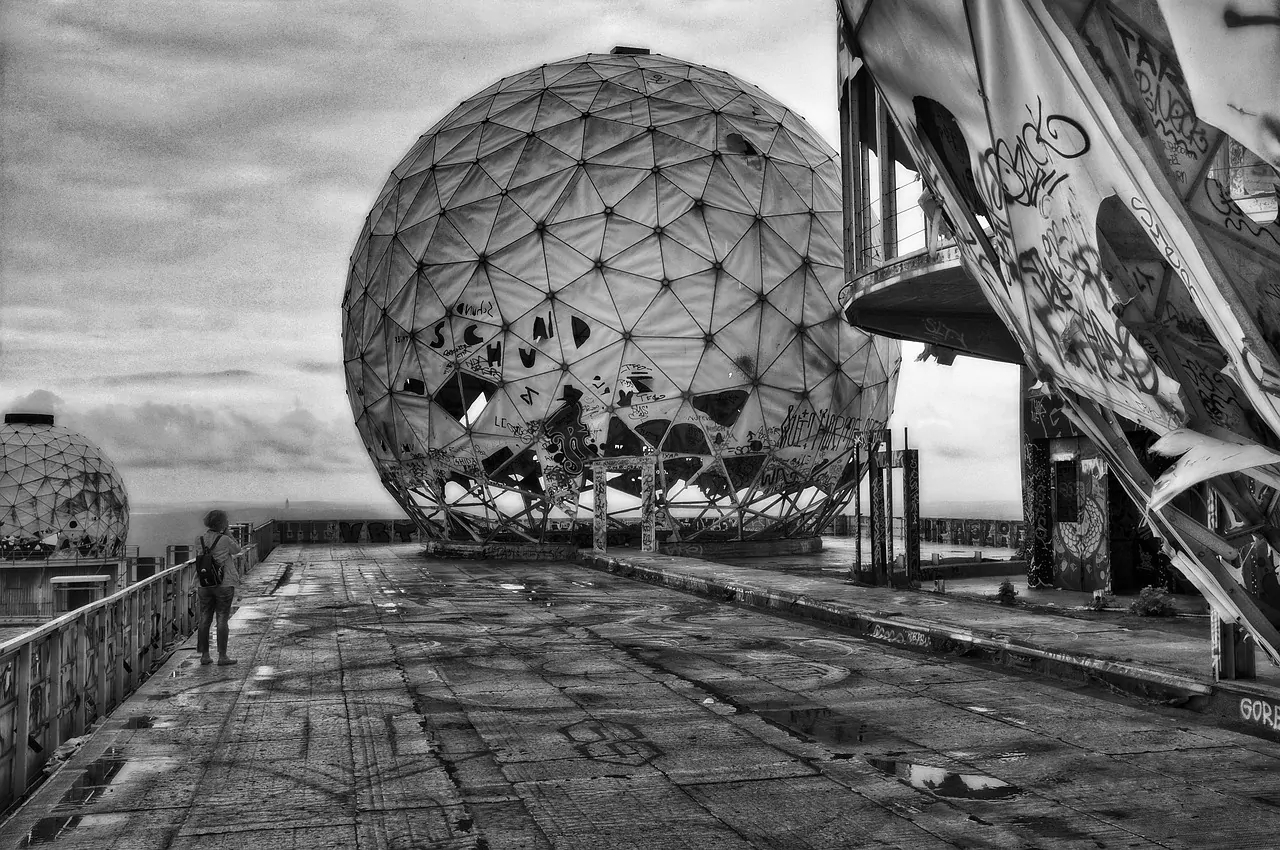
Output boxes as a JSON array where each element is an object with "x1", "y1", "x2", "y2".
[
  {"x1": 1128, "y1": 586, "x2": 1177, "y2": 617},
  {"x1": 1086, "y1": 592, "x2": 1116, "y2": 611},
  {"x1": 996, "y1": 579, "x2": 1018, "y2": 606}
]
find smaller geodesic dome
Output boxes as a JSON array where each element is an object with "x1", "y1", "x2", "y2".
[{"x1": 0, "y1": 413, "x2": 129, "y2": 560}]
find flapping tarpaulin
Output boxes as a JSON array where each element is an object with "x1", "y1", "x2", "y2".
[
  {"x1": 1156, "y1": 0, "x2": 1280, "y2": 169},
  {"x1": 841, "y1": 0, "x2": 1280, "y2": 663}
]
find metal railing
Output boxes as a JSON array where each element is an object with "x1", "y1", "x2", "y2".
[{"x1": 0, "y1": 545, "x2": 259, "y2": 811}]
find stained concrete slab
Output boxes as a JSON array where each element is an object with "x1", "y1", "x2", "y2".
[{"x1": 3, "y1": 544, "x2": 1280, "y2": 848}]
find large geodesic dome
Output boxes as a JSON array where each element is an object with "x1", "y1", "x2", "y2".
[
  {"x1": 0, "y1": 414, "x2": 129, "y2": 559},
  {"x1": 343, "y1": 50, "x2": 900, "y2": 544}
]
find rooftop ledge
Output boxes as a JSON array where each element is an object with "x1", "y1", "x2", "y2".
[{"x1": 840, "y1": 244, "x2": 1021, "y2": 363}]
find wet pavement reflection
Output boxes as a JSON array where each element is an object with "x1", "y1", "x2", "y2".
[
  {"x1": 8, "y1": 544, "x2": 1280, "y2": 849},
  {"x1": 866, "y1": 757, "x2": 1022, "y2": 800}
]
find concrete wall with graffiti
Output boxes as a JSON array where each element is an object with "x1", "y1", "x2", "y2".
[{"x1": 838, "y1": 0, "x2": 1280, "y2": 660}]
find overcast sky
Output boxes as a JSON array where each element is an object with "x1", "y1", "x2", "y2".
[{"x1": 0, "y1": 0, "x2": 1021, "y2": 514}]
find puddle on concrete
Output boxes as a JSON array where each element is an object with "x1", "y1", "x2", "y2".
[
  {"x1": 244, "y1": 665, "x2": 280, "y2": 698},
  {"x1": 867, "y1": 757, "x2": 1021, "y2": 800},
  {"x1": 498, "y1": 583, "x2": 526, "y2": 592},
  {"x1": 229, "y1": 606, "x2": 268, "y2": 623},
  {"x1": 22, "y1": 813, "x2": 128, "y2": 846},
  {"x1": 57, "y1": 750, "x2": 126, "y2": 806},
  {"x1": 54, "y1": 748, "x2": 181, "y2": 812},
  {"x1": 754, "y1": 703, "x2": 879, "y2": 747},
  {"x1": 123, "y1": 715, "x2": 178, "y2": 730}
]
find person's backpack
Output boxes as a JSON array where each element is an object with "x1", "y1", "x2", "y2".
[{"x1": 195, "y1": 533, "x2": 226, "y2": 587}]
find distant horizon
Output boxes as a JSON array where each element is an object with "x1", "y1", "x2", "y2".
[{"x1": 127, "y1": 495, "x2": 1023, "y2": 519}]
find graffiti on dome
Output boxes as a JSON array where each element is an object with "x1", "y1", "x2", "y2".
[{"x1": 342, "y1": 52, "x2": 900, "y2": 544}]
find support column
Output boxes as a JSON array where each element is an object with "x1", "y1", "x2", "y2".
[
  {"x1": 854, "y1": 442, "x2": 863, "y2": 574},
  {"x1": 640, "y1": 462, "x2": 656, "y2": 554},
  {"x1": 876, "y1": 93, "x2": 897, "y2": 261},
  {"x1": 884, "y1": 430, "x2": 895, "y2": 567},
  {"x1": 869, "y1": 440, "x2": 887, "y2": 584},
  {"x1": 592, "y1": 466, "x2": 607, "y2": 552},
  {"x1": 1212, "y1": 610, "x2": 1257, "y2": 680},
  {"x1": 903, "y1": 448, "x2": 921, "y2": 582}
]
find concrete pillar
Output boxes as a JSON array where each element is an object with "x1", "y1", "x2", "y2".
[
  {"x1": 869, "y1": 443, "x2": 887, "y2": 584},
  {"x1": 1212, "y1": 610, "x2": 1257, "y2": 680},
  {"x1": 640, "y1": 463, "x2": 656, "y2": 554},
  {"x1": 593, "y1": 466, "x2": 607, "y2": 552},
  {"x1": 903, "y1": 448, "x2": 921, "y2": 582}
]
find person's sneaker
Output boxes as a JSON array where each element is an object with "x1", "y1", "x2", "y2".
[
  {"x1": 216, "y1": 657, "x2": 238, "y2": 666},
  {"x1": 200, "y1": 656, "x2": 213, "y2": 665}
]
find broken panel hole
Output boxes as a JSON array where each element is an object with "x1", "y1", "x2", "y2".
[
  {"x1": 634, "y1": 419, "x2": 670, "y2": 448},
  {"x1": 724, "y1": 132, "x2": 759, "y2": 156},
  {"x1": 571, "y1": 315, "x2": 592, "y2": 348},
  {"x1": 482, "y1": 447, "x2": 513, "y2": 475},
  {"x1": 661, "y1": 456, "x2": 702, "y2": 486},
  {"x1": 691, "y1": 390, "x2": 749, "y2": 427},
  {"x1": 602, "y1": 417, "x2": 650, "y2": 457},
  {"x1": 402, "y1": 377, "x2": 426, "y2": 395},
  {"x1": 662, "y1": 423, "x2": 709, "y2": 455},
  {"x1": 695, "y1": 466, "x2": 732, "y2": 500},
  {"x1": 606, "y1": 469, "x2": 643, "y2": 497},
  {"x1": 723, "y1": 455, "x2": 766, "y2": 490},
  {"x1": 485, "y1": 447, "x2": 544, "y2": 494},
  {"x1": 434, "y1": 373, "x2": 498, "y2": 425},
  {"x1": 835, "y1": 454, "x2": 861, "y2": 487}
]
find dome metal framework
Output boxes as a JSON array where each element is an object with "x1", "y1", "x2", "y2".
[
  {"x1": 0, "y1": 414, "x2": 129, "y2": 559},
  {"x1": 343, "y1": 51, "x2": 900, "y2": 544}
]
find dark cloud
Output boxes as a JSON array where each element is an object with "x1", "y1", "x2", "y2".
[
  {"x1": 90, "y1": 369, "x2": 260, "y2": 388},
  {"x1": 295, "y1": 360, "x2": 340, "y2": 375}
]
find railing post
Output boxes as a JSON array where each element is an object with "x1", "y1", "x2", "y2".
[
  {"x1": 72, "y1": 613, "x2": 87, "y2": 737},
  {"x1": 12, "y1": 643, "x2": 31, "y2": 803},
  {"x1": 50, "y1": 628, "x2": 64, "y2": 752},
  {"x1": 96, "y1": 607, "x2": 109, "y2": 722},
  {"x1": 113, "y1": 599, "x2": 125, "y2": 711},
  {"x1": 126, "y1": 593, "x2": 139, "y2": 692}
]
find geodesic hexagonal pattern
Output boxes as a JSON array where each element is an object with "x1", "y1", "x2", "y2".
[
  {"x1": 343, "y1": 51, "x2": 900, "y2": 543},
  {"x1": 0, "y1": 415, "x2": 129, "y2": 559}
]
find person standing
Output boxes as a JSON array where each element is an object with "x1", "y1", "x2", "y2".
[
  {"x1": 196, "y1": 509, "x2": 242, "y2": 666},
  {"x1": 918, "y1": 186, "x2": 951, "y2": 257}
]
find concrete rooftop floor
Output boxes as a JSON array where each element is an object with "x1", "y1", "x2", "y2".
[{"x1": 3, "y1": 543, "x2": 1280, "y2": 848}]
